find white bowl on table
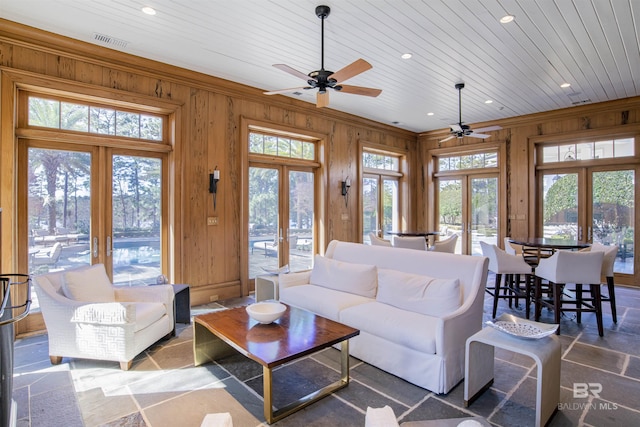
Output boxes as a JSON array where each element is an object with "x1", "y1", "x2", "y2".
[{"x1": 246, "y1": 301, "x2": 287, "y2": 324}]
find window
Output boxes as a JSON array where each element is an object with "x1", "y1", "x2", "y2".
[
  {"x1": 438, "y1": 151, "x2": 498, "y2": 171},
  {"x1": 541, "y1": 138, "x2": 634, "y2": 163},
  {"x1": 249, "y1": 132, "x2": 315, "y2": 160},
  {"x1": 28, "y1": 96, "x2": 164, "y2": 141}
]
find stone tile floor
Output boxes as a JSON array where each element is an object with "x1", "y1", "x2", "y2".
[{"x1": 10, "y1": 277, "x2": 640, "y2": 426}]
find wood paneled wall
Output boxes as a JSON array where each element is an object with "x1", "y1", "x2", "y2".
[{"x1": 0, "y1": 19, "x2": 415, "y2": 304}]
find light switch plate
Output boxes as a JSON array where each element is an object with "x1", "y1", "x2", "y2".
[{"x1": 207, "y1": 217, "x2": 218, "y2": 225}]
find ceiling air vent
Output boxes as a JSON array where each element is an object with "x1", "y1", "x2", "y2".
[{"x1": 92, "y1": 33, "x2": 129, "y2": 48}]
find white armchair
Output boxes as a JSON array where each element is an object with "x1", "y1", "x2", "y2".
[{"x1": 33, "y1": 264, "x2": 174, "y2": 370}]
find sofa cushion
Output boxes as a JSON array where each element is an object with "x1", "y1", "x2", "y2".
[
  {"x1": 280, "y1": 284, "x2": 373, "y2": 321},
  {"x1": 376, "y1": 269, "x2": 461, "y2": 317},
  {"x1": 62, "y1": 264, "x2": 115, "y2": 302},
  {"x1": 309, "y1": 255, "x2": 377, "y2": 298},
  {"x1": 133, "y1": 302, "x2": 167, "y2": 332},
  {"x1": 340, "y1": 301, "x2": 439, "y2": 354}
]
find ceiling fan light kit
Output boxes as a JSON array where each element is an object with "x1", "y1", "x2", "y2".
[
  {"x1": 265, "y1": 5, "x2": 381, "y2": 108},
  {"x1": 440, "y1": 82, "x2": 502, "y2": 143}
]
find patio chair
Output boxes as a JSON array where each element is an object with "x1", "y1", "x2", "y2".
[{"x1": 31, "y1": 242, "x2": 63, "y2": 267}]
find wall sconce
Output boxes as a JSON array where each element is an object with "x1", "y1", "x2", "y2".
[
  {"x1": 341, "y1": 177, "x2": 351, "y2": 207},
  {"x1": 209, "y1": 166, "x2": 220, "y2": 210}
]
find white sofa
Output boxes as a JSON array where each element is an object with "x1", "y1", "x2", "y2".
[
  {"x1": 278, "y1": 240, "x2": 489, "y2": 394},
  {"x1": 33, "y1": 264, "x2": 175, "y2": 370}
]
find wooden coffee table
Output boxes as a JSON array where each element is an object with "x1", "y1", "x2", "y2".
[{"x1": 193, "y1": 304, "x2": 360, "y2": 424}]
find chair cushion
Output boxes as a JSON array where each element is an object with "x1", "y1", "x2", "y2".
[
  {"x1": 62, "y1": 264, "x2": 115, "y2": 302},
  {"x1": 376, "y1": 268, "x2": 461, "y2": 317},
  {"x1": 309, "y1": 255, "x2": 377, "y2": 298}
]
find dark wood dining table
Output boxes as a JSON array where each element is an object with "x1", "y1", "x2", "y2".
[
  {"x1": 508, "y1": 237, "x2": 590, "y2": 250},
  {"x1": 388, "y1": 231, "x2": 440, "y2": 247},
  {"x1": 508, "y1": 237, "x2": 590, "y2": 266}
]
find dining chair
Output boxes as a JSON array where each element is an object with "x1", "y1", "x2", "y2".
[
  {"x1": 582, "y1": 242, "x2": 619, "y2": 323},
  {"x1": 392, "y1": 235, "x2": 427, "y2": 250},
  {"x1": 503, "y1": 237, "x2": 523, "y2": 255},
  {"x1": 369, "y1": 232, "x2": 392, "y2": 247},
  {"x1": 534, "y1": 250, "x2": 605, "y2": 336},
  {"x1": 429, "y1": 234, "x2": 458, "y2": 253},
  {"x1": 480, "y1": 241, "x2": 533, "y2": 318}
]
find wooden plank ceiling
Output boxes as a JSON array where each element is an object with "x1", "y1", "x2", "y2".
[{"x1": 1, "y1": 0, "x2": 638, "y2": 132}]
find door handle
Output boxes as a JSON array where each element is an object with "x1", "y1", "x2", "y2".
[
  {"x1": 578, "y1": 226, "x2": 583, "y2": 241},
  {"x1": 106, "y1": 236, "x2": 112, "y2": 257},
  {"x1": 588, "y1": 226, "x2": 592, "y2": 242},
  {"x1": 93, "y1": 237, "x2": 98, "y2": 258}
]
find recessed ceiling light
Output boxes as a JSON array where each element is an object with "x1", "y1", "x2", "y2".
[
  {"x1": 401, "y1": 53, "x2": 412, "y2": 59},
  {"x1": 142, "y1": 6, "x2": 156, "y2": 15},
  {"x1": 485, "y1": 100, "x2": 493, "y2": 104},
  {"x1": 427, "y1": 112, "x2": 434, "y2": 116},
  {"x1": 500, "y1": 15, "x2": 515, "y2": 24},
  {"x1": 560, "y1": 82, "x2": 571, "y2": 88}
]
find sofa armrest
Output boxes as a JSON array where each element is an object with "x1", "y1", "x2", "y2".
[
  {"x1": 71, "y1": 302, "x2": 136, "y2": 324},
  {"x1": 435, "y1": 304, "x2": 483, "y2": 357},
  {"x1": 278, "y1": 270, "x2": 311, "y2": 289}
]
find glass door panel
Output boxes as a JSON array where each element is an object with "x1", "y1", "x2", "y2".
[
  {"x1": 470, "y1": 177, "x2": 498, "y2": 256},
  {"x1": 362, "y1": 177, "x2": 379, "y2": 243},
  {"x1": 249, "y1": 167, "x2": 280, "y2": 278},
  {"x1": 591, "y1": 170, "x2": 634, "y2": 275},
  {"x1": 541, "y1": 172, "x2": 579, "y2": 240},
  {"x1": 288, "y1": 170, "x2": 314, "y2": 272},
  {"x1": 382, "y1": 179, "x2": 399, "y2": 239},
  {"x1": 437, "y1": 179, "x2": 462, "y2": 253},
  {"x1": 111, "y1": 154, "x2": 162, "y2": 285},
  {"x1": 27, "y1": 147, "x2": 92, "y2": 312}
]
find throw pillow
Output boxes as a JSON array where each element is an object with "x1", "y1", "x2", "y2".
[
  {"x1": 62, "y1": 264, "x2": 115, "y2": 302},
  {"x1": 376, "y1": 268, "x2": 461, "y2": 317},
  {"x1": 310, "y1": 255, "x2": 377, "y2": 298}
]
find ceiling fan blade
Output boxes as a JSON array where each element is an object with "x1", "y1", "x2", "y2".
[
  {"x1": 273, "y1": 64, "x2": 313, "y2": 82},
  {"x1": 338, "y1": 85, "x2": 382, "y2": 97},
  {"x1": 469, "y1": 133, "x2": 491, "y2": 139},
  {"x1": 440, "y1": 135, "x2": 456, "y2": 143},
  {"x1": 264, "y1": 87, "x2": 307, "y2": 95},
  {"x1": 473, "y1": 125, "x2": 502, "y2": 133},
  {"x1": 328, "y1": 58, "x2": 372, "y2": 83},
  {"x1": 317, "y1": 91, "x2": 329, "y2": 108},
  {"x1": 450, "y1": 124, "x2": 463, "y2": 132}
]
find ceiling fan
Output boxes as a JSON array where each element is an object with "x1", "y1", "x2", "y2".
[
  {"x1": 440, "y1": 83, "x2": 502, "y2": 142},
  {"x1": 264, "y1": 5, "x2": 381, "y2": 108}
]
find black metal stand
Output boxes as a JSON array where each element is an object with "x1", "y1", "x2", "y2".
[{"x1": 0, "y1": 274, "x2": 31, "y2": 427}]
